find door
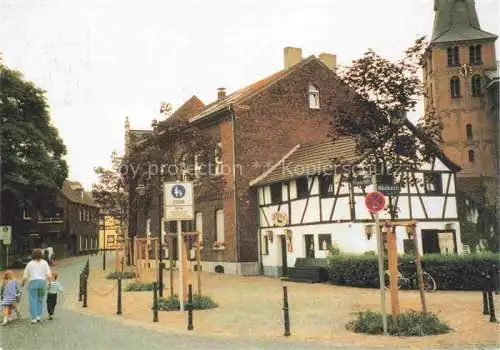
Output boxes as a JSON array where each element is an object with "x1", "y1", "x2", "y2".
[
  {"x1": 279, "y1": 235, "x2": 288, "y2": 277},
  {"x1": 421, "y1": 230, "x2": 440, "y2": 254},
  {"x1": 70, "y1": 235, "x2": 77, "y2": 256},
  {"x1": 304, "y1": 234, "x2": 315, "y2": 258}
]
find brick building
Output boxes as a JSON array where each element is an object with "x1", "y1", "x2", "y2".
[
  {"x1": 10, "y1": 180, "x2": 100, "y2": 261},
  {"x1": 422, "y1": 0, "x2": 499, "y2": 247},
  {"x1": 127, "y1": 48, "x2": 366, "y2": 274}
]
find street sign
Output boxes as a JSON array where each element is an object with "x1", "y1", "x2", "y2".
[
  {"x1": 379, "y1": 184, "x2": 401, "y2": 196},
  {"x1": 365, "y1": 192, "x2": 386, "y2": 213},
  {"x1": 352, "y1": 177, "x2": 372, "y2": 186},
  {"x1": 164, "y1": 182, "x2": 194, "y2": 221},
  {"x1": 0, "y1": 226, "x2": 11, "y2": 245}
]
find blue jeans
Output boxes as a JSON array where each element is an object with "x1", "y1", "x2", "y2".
[{"x1": 28, "y1": 279, "x2": 47, "y2": 320}]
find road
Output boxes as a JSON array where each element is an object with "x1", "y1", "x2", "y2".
[{"x1": 0, "y1": 254, "x2": 496, "y2": 350}]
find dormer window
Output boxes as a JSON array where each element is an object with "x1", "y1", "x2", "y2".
[
  {"x1": 308, "y1": 84, "x2": 320, "y2": 109},
  {"x1": 469, "y1": 45, "x2": 482, "y2": 65},
  {"x1": 447, "y1": 46, "x2": 459, "y2": 66}
]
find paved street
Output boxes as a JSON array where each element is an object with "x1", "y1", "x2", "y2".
[
  {"x1": 1, "y1": 255, "x2": 498, "y2": 350},
  {"x1": 0, "y1": 255, "x2": 373, "y2": 350}
]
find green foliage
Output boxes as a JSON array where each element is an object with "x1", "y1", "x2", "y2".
[
  {"x1": 0, "y1": 63, "x2": 68, "y2": 217},
  {"x1": 157, "y1": 294, "x2": 218, "y2": 311},
  {"x1": 105, "y1": 271, "x2": 135, "y2": 280},
  {"x1": 328, "y1": 244, "x2": 341, "y2": 257},
  {"x1": 328, "y1": 253, "x2": 499, "y2": 290},
  {"x1": 125, "y1": 282, "x2": 153, "y2": 291},
  {"x1": 346, "y1": 310, "x2": 451, "y2": 336}
]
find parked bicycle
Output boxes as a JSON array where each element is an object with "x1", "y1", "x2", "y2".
[{"x1": 384, "y1": 260, "x2": 437, "y2": 292}]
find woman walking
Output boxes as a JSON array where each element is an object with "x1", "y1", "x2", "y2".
[{"x1": 21, "y1": 249, "x2": 52, "y2": 323}]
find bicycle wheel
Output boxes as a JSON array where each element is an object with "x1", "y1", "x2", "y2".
[{"x1": 411, "y1": 272, "x2": 437, "y2": 292}]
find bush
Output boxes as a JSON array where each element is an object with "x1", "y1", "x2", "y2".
[
  {"x1": 157, "y1": 294, "x2": 218, "y2": 311},
  {"x1": 125, "y1": 282, "x2": 153, "y2": 291},
  {"x1": 327, "y1": 252, "x2": 499, "y2": 290},
  {"x1": 347, "y1": 310, "x2": 451, "y2": 336},
  {"x1": 106, "y1": 271, "x2": 135, "y2": 280}
]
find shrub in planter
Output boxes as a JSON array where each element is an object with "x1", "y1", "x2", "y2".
[
  {"x1": 125, "y1": 282, "x2": 154, "y2": 291},
  {"x1": 346, "y1": 310, "x2": 451, "y2": 336},
  {"x1": 157, "y1": 294, "x2": 218, "y2": 311},
  {"x1": 106, "y1": 271, "x2": 135, "y2": 280}
]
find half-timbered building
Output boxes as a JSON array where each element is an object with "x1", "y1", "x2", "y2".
[{"x1": 251, "y1": 124, "x2": 463, "y2": 277}]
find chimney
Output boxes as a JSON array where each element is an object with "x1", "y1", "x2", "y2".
[
  {"x1": 284, "y1": 47, "x2": 302, "y2": 69},
  {"x1": 217, "y1": 87, "x2": 226, "y2": 101},
  {"x1": 319, "y1": 53, "x2": 337, "y2": 71}
]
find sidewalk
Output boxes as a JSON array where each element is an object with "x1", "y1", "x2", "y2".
[{"x1": 67, "y1": 263, "x2": 500, "y2": 349}]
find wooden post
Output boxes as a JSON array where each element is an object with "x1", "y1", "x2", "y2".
[
  {"x1": 169, "y1": 235, "x2": 174, "y2": 298},
  {"x1": 182, "y1": 236, "x2": 189, "y2": 303},
  {"x1": 387, "y1": 224, "x2": 400, "y2": 315},
  {"x1": 412, "y1": 224, "x2": 428, "y2": 314},
  {"x1": 196, "y1": 233, "x2": 202, "y2": 296}
]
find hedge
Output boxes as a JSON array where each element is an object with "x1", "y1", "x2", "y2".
[{"x1": 326, "y1": 253, "x2": 499, "y2": 291}]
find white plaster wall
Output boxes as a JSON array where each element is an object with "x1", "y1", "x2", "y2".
[{"x1": 302, "y1": 197, "x2": 320, "y2": 223}]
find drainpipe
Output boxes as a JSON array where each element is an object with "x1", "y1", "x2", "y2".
[
  {"x1": 256, "y1": 191, "x2": 263, "y2": 275},
  {"x1": 229, "y1": 105, "x2": 241, "y2": 271}
]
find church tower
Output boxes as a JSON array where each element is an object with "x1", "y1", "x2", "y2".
[{"x1": 423, "y1": 0, "x2": 499, "y2": 206}]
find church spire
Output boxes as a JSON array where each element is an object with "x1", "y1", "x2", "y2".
[{"x1": 431, "y1": 0, "x2": 497, "y2": 44}]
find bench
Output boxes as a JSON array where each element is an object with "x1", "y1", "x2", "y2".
[{"x1": 283, "y1": 258, "x2": 330, "y2": 283}]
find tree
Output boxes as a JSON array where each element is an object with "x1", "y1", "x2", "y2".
[
  {"x1": 92, "y1": 151, "x2": 128, "y2": 229},
  {"x1": 0, "y1": 63, "x2": 68, "y2": 224},
  {"x1": 331, "y1": 36, "x2": 442, "y2": 219}
]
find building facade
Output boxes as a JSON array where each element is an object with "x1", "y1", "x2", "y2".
[
  {"x1": 9, "y1": 180, "x2": 99, "y2": 262},
  {"x1": 422, "y1": 0, "x2": 499, "y2": 207},
  {"x1": 251, "y1": 133, "x2": 462, "y2": 277}
]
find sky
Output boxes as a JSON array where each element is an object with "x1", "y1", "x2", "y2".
[{"x1": 0, "y1": 0, "x2": 498, "y2": 190}]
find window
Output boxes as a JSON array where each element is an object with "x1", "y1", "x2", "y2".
[
  {"x1": 423, "y1": 173, "x2": 443, "y2": 194},
  {"x1": 469, "y1": 44, "x2": 482, "y2": 65},
  {"x1": 468, "y1": 150, "x2": 475, "y2": 162},
  {"x1": 319, "y1": 174, "x2": 334, "y2": 196},
  {"x1": 195, "y1": 212, "x2": 203, "y2": 244},
  {"x1": 308, "y1": 84, "x2": 320, "y2": 109},
  {"x1": 466, "y1": 124, "x2": 473, "y2": 139},
  {"x1": 296, "y1": 177, "x2": 309, "y2": 199},
  {"x1": 270, "y1": 183, "x2": 282, "y2": 204},
  {"x1": 79, "y1": 209, "x2": 83, "y2": 222},
  {"x1": 447, "y1": 46, "x2": 459, "y2": 66},
  {"x1": 471, "y1": 75, "x2": 481, "y2": 96},
  {"x1": 318, "y1": 234, "x2": 332, "y2": 251},
  {"x1": 23, "y1": 207, "x2": 31, "y2": 220},
  {"x1": 181, "y1": 220, "x2": 194, "y2": 232},
  {"x1": 215, "y1": 209, "x2": 224, "y2": 242},
  {"x1": 262, "y1": 232, "x2": 270, "y2": 255},
  {"x1": 450, "y1": 76, "x2": 460, "y2": 98},
  {"x1": 214, "y1": 143, "x2": 222, "y2": 176}
]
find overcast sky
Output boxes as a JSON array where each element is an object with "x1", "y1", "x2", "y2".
[{"x1": 1, "y1": 0, "x2": 498, "y2": 189}]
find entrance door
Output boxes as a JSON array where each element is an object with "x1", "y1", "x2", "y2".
[
  {"x1": 304, "y1": 234, "x2": 315, "y2": 258},
  {"x1": 421, "y1": 230, "x2": 440, "y2": 254},
  {"x1": 279, "y1": 235, "x2": 288, "y2": 277}
]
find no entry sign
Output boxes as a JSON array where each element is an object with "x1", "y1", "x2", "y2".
[{"x1": 365, "y1": 191, "x2": 386, "y2": 213}]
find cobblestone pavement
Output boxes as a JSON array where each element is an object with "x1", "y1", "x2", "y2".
[
  {"x1": 1, "y1": 254, "x2": 498, "y2": 350},
  {"x1": 0, "y1": 255, "x2": 383, "y2": 350}
]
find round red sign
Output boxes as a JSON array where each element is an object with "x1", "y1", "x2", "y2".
[{"x1": 365, "y1": 191, "x2": 386, "y2": 213}]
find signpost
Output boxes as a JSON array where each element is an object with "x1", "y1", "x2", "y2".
[
  {"x1": 164, "y1": 182, "x2": 194, "y2": 312},
  {"x1": 378, "y1": 184, "x2": 401, "y2": 197},
  {"x1": 365, "y1": 186, "x2": 388, "y2": 335},
  {"x1": 0, "y1": 226, "x2": 12, "y2": 268}
]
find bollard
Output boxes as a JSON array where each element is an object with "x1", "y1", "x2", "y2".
[
  {"x1": 282, "y1": 286, "x2": 291, "y2": 337},
  {"x1": 187, "y1": 284, "x2": 194, "y2": 331},
  {"x1": 117, "y1": 277, "x2": 122, "y2": 315},
  {"x1": 483, "y1": 291, "x2": 490, "y2": 315},
  {"x1": 153, "y1": 282, "x2": 159, "y2": 323},
  {"x1": 159, "y1": 263, "x2": 164, "y2": 298},
  {"x1": 103, "y1": 249, "x2": 106, "y2": 271},
  {"x1": 83, "y1": 274, "x2": 88, "y2": 308},
  {"x1": 121, "y1": 257, "x2": 124, "y2": 273},
  {"x1": 487, "y1": 289, "x2": 497, "y2": 322},
  {"x1": 78, "y1": 272, "x2": 83, "y2": 302}
]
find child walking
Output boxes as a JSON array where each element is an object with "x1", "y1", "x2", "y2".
[
  {"x1": 46, "y1": 272, "x2": 63, "y2": 320},
  {"x1": 1, "y1": 270, "x2": 21, "y2": 326}
]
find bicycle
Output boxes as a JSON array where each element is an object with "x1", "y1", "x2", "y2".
[{"x1": 384, "y1": 260, "x2": 437, "y2": 292}]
